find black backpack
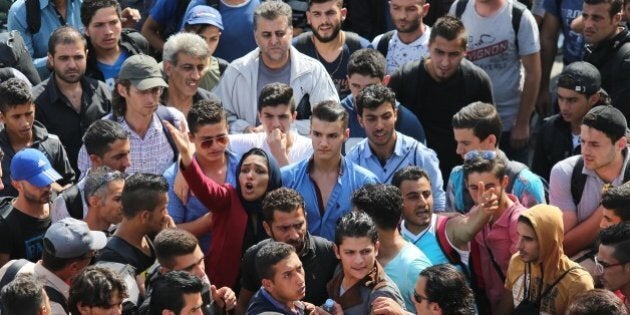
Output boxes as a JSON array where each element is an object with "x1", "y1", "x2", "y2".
[
  {"x1": 570, "y1": 156, "x2": 630, "y2": 206},
  {"x1": 375, "y1": 30, "x2": 395, "y2": 58},
  {"x1": 62, "y1": 184, "x2": 84, "y2": 220},
  {"x1": 454, "y1": 0, "x2": 527, "y2": 51},
  {"x1": 0, "y1": 30, "x2": 41, "y2": 85}
]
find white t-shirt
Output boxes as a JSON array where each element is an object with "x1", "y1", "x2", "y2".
[
  {"x1": 372, "y1": 27, "x2": 432, "y2": 74},
  {"x1": 229, "y1": 131, "x2": 313, "y2": 164}
]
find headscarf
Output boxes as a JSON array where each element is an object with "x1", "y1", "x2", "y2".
[{"x1": 235, "y1": 148, "x2": 283, "y2": 215}]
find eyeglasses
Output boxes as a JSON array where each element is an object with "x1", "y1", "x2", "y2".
[
  {"x1": 464, "y1": 150, "x2": 497, "y2": 162},
  {"x1": 413, "y1": 290, "x2": 429, "y2": 304},
  {"x1": 198, "y1": 135, "x2": 228, "y2": 149},
  {"x1": 594, "y1": 256, "x2": 625, "y2": 275}
]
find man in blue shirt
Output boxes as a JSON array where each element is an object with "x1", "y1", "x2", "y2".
[
  {"x1": 341, "y1": 48, "x2": 425, "y2": 152},
  {"x1": 346, "y1": 84, "x2": 445, "y2": 210},
  {"x1": 282, "y1": 100, "x2": 378, "y2": 241}
]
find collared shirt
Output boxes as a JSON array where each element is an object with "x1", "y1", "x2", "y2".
[
  {"x1": 0, "y1": 260, "x2": 70, "y2": 315},
  {"x1": 76, "y1": 108, "x2": 187, "y2": 178},
  {"x1": 163, "y1": 151, "x2": 240, "y2": 251},
  {"x1": 7, "y1": 0, "x2": 83, "y2": 70},
  {"x1": 281, "y1": 158, "x2": 379, "y2": 241},
  {"x1": 33, "y1": 73, "x2": 112, "y2": 173},
  {"x1": 346, "y1": 132, "x2": 445, "y2": 210}
]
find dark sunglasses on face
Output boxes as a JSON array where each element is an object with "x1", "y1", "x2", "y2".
[{"x1": 199, "y1": 135, "x2": 228, "y2": 149}]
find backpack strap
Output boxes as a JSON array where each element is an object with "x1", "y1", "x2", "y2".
[
  {"x1": 435, "y1": 216, "x2": 461, "y2": 264},
  {"x1": 216, "y1": 57, "x2": 229, "y2": 76},
  {"x1": 0, "y1": 259, "x2": 29, "y2": 288},
  {"x1": 376, "y1": 30, "x2": 395, "y2": 57},
  {"x1": 505, "y1": 160, "x2": 527, "y2": 193},
  {"x1": 155, "y1": 106, "x2": 179, "y2": 162},
  {"x1": 62, "y1": 184, "x2": 84, "y2": 220},
  {"x1": 0, "y1": 67, "x2": 14, "y2": 83},
  {"x1": 537, "y1": 266, "x2": 581, "y2": 303},
  {"x1": 570, "y1": 157, "x2": 587, "y2": 207},
  {"x1": 455, "y1": 0, "x2": 469, "y2": 19},
  {"x1": 44, "y1": 285, "x2": 69, "y2": 314},
  {"x1": 343, "y1": 32, "x2": 365, "y2": 52},
  {"x1": 25, "y1": 0, "x2": 41, "y2": 34},
  {"x1": 511, "y1": 1, "x2": 525, "y2": 52}
]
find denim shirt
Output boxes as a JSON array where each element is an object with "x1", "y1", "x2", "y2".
[
  {"x1": 8, "y1": 0, "x2": 83, "y2": 70},
  {"x1": 281, "y1": 157, "x2": 379, "y2": 241},
  {"x1": 163, "y1": 151, "x2": 240, "y2": 251},
  {"x1": 346, "y1": 132, "x2": 446, "y2": 211}
]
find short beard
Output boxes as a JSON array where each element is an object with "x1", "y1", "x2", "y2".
[
  {"x1": 397, "y1": 18, "x2": 421, "y2": 34},
  {"x1": 312, "y1": 23, "x2": 342, "y2": 43}
]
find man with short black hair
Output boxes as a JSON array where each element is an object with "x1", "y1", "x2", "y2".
[
  {"x1": 247, "y1": 242, "x2": 314, "y2": 314},
  {"x1": 413, "y1": 264, "x2": 476, "y2": 315},
  {"x1": 81, "y1": 0, "x2": 147, "y2": 90},
  {"x1": 0, "y1": 78, "x2": 75, "y2": 197},
  {"x1": 595, "y1": 222, "x2": 630, "y2": 310},
  {"x1": 0, "y1": 217, "x2": 108, "y2": 315},
  {"x1": 292, "y1": 0, "x2": 371, "y2": 99},
  {"x1": 236, "y1": 188, "x2": 337, "y2": 314},
  {"x1": 149, "y1": 271, "x2": 206, "y2": 315},
  {"x1": 0, "y1": 273, "x2": 51, "y2": 315},
  {"x1": 346, "y1": 84, "x2": 445, "y2": 209},
  {"x1": 68, "y1": 266, "x2": 128, "y2": 315},
  {"x1": 550, "y1": 106, "x2": 630, "y2": 263},
  {"x1": 582, "y1": 0, "x2": 630, "y2": 116},
  {"x1": 97, "y1": 173, "x2": 174, "y2": 276},
  {"x1": 388, "y1": 16, "x2": 494, "y2": 180},
  {"x1": 229, "y1": 83, "x2": 313, "y2": 166},
  {"x1": 600, "y1": 183, "x2": 630, "y2": 228},
  {"x1": 33, "y1": 26, "x2": 111, "y2": 175},
  {"x1": 533, "y1": 61, "x2": 609, "y2": 180},
  {"x1": 566, "y1": 289, "x2": 628, "y2": 315},
  {"x1": 282, "y1": 100, "x2": 378, "y2": 241}
]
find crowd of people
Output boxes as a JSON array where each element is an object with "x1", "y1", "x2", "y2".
[{"x1": 0, "y1": 0, "x2": 629, "y2": 313}]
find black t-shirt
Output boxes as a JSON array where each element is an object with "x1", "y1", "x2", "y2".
[
  {"x1": 0, "y1": 203, "x2": 51, "y2": 262},
  {"x1": 389, "y1": 59, "x2": 494, "y2": 182},
  {"x1": 97, "y1": 236, "x2": 156, "y2": 275},
  {"x1": 240, "y1": 234, "x2": 338, "y2": 305}
]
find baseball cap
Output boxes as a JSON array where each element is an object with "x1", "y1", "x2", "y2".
[
  {"x1": 43, "y1": 218, "x2": 107, "y2": 259},
  {"x1": 10, "y1": 148, "x2": 62, "y2": 187},
  {"x1": 557, "y1": 61, "x2": 601, "y2": 95},
  {"x1": 582, "y1": 105, "x2": 628, "y2": 140},
  {"x1": 183, "y1": 5, "x2": 224, "y2": 30},
  {"x1": 118, "y1": 54, "x2": 168, "y2": 91}
]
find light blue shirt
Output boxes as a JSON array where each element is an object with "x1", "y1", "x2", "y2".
[
  {"x1": 8, "y1": 0, "x2": 83, "y2": 71},
  {"x1": 346, "y1": 132, "x2": 446, "y2": 211},
  {"x1": 163, "y1": 151, "x2": 240, "y2": 251},
  {"x1": 281, "y1": 157, "x2": 379, "y2": 241},
  {"x1": 383, "y1": 242, "x2": 432, "y2": 311}
]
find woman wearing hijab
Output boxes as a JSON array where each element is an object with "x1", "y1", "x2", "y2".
[{"x1": 165, "y1": 121, "x2": 282, "y2": 289}]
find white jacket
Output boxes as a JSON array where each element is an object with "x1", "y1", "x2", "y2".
[{"x1": 214, "y1": 46, "x2": 339, "y2": 134}]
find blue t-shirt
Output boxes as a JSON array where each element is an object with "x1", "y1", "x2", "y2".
[
  {"x1": 383, "y1": 243, "x2": 431, "y2": 312},
  {"x1": 97, "y1": 50, "x2": 129, "y2": 91},
  {"x1": 149, "y1": 0, "x2": 184, "y2": 39},
  {"x1": 185, "y1": 0, "x2": 259, "y2": 62},
  {"x1": 543, "y1": 0, "x2": 585, "y2": 64}
]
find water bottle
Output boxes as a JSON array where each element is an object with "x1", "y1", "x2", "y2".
[{"x1": 322, "y1": 298, "x2": 335, "y2": 313}]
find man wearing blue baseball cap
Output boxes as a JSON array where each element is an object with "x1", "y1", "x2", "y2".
[
  {"x1": 0, "y1": 148, "x2": 62, "y2": 267},
  {"x1": 0, "y1": 217, "x2": 107, "y2": 315}
]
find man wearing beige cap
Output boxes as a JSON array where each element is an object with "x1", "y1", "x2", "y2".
[
  {"x1": 77, "y1": 54, "x2": 187, "y2": 177},
  {"x1": 0, "y1": 217, "x2": 107, "y2": 315}
]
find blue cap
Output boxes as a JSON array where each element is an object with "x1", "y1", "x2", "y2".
[
  {"x1": 183, "y1": 5, "x2": 224, "y2": 31},
  {"x1": 10, "y1": 148, "x2": 62, "y2": 187}
]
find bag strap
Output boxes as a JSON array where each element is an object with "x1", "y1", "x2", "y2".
[
  {"x1": 455, "y1": 0, "x2": 469, "y2": 19},
  {"x1": 570, "y1": 156, "x2": 587, "y2": 206},
  {"x1": 155, "y1": 106, "x2": 179, "y2": 162},
  {"x1": 25, "y1": 0, "x2": 41, "y2": 34},
  {"x1": 44, "y1": 285, "x2": 69, "y2": 313},
  {"x1": 0, "y1": 259, "x2": 29, "y2": 288},
  {"x1": 482, "y1": 229, "x2": 506, "y2": 282},
  {"x1": 537, "y1": 266, "x2": 581, "y2": 302},
  {"x1": 376, "y1": 30, "x2": 394, "y2": 57},
  {"x1": 63, "y1": 184, "x2": 83, "y2": 219},
  {"x1": 505, "y1": 161, "x2": 527, "y2": 193}
]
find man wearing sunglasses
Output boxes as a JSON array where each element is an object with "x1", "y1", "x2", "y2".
[
  {"x1": 413, "y1": 264, "x2": 475, "y2": 315},
  {"x1": 596, "y1": 223, "x2": 630, "y2": 309}
]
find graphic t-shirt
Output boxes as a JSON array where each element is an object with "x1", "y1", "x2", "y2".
[{"x1": 97, "y1": 50, "x2": 129, "y2": 91}]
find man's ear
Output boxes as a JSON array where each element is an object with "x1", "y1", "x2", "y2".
[
  {"x1": 261, "y1": 278, "x2": 273, "y2": 290},
  {"x1": 263, "y1": 221, "x2": 272, "y2": 237},
  {"x1": 333, "y1": 244, "x2": 340, "y2": 259}
]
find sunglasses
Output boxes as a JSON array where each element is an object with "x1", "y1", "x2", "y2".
[
  {"x1": 199, "y1": 135, "x2": 228, "y2": 149},
  {"x1": 464, "y1": 150, "x2": 497, "y2": 161},
  {"x1": 413, "y1": 290, "x2": 429, "y2": 304}
]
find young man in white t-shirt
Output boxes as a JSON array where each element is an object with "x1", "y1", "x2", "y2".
[{"x1": 229, "y1": 83, "x2": 312, "y2": 166}]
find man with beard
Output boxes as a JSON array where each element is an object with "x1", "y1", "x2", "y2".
[
  {"x1": 595, "y1": 223, "x2": 630, "y2": 310},
  {"x1": 33, "y1": 26, "x2": 112, "y2": 175},
  {"x1": 96, "y1": 173, "x2": 175, "y2": 277},
  {"x1": 82, "y1": 166, "x2": 125, "y2": 235},
  {"x1": 235, "y1": 188, "x2": 337, "y2": 315},
  {"x1": 373, "y1": 0, "x2": 431, "y2": 74},
  {"x1": 0, "y1": 148, "x2": 62, "y2": 267},
  {"x1": 293, "y1": 0, "x2": 371, "y2": 99},
  {"x1": 0, "y1": 79, "x2": 75, "y2": 198}
]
